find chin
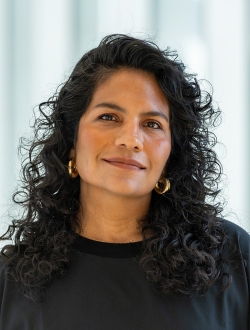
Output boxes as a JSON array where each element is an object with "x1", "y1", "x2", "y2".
[{"x1": 107, "y1": 187, "x2": 151, "y2": 198}]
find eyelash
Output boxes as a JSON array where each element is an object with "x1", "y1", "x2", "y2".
[
  {"x1": 99, "y1": 114, "x2": 117, "y2": 121},
  {"x1": 145, "y1": 121, "x2": 162, "y2": 129},
  {"x1": 98, "y1": 114, "x2": 162, "y2": 129}
]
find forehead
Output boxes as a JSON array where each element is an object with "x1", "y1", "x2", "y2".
[{"x1": 90, "y1": 68, "x2": 169, "y2": 111}]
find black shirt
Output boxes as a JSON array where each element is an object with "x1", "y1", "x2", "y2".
[{"x1": 0, "y1": 220, "x2": 249, "y2": 330}]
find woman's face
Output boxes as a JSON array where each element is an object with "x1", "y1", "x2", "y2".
[{"x1": 70, "y1": 69, "x2": 171, "y2": 199}]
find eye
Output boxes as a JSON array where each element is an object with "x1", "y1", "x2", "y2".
[
  {"x1": 98, "y1": 114, "x2": 117, "y2": 121},
  {"x1": 145, "y1": 121, "x2": 162, "y2": 129}
]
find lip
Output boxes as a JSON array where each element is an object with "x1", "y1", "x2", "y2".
[{"x1": 103, "y1": 157, "x2": 146, "y2": 169}]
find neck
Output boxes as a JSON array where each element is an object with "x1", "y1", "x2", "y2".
[{"x1": 77, "y1": 187, "x2": 151, "y2": 243}]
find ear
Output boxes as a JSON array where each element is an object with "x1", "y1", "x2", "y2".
[{"x1": 69, "y1": 148, "x2": 76, "y2": 159}]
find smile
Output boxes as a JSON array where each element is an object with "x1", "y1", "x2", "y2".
[{"x1": 103, "y1": 157, "x2": 146, "y2": 170}]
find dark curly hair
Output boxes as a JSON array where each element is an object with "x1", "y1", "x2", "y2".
[{"x1": 0, "y1": 34, "x2": 230, "y2": 301}]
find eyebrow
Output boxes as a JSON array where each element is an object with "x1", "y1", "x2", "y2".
[{"x1": 93, "y1": 102, "x2": 169, "y2": 122}]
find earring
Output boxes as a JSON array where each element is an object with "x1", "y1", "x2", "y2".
[
  {"x1": 68, "y1": 158, "x2": 78, "y2": 178},
  {"x1": 154, "y1": 177, "x2": 170, "y2": 194}
]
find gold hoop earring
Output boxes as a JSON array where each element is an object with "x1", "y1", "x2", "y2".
[
  {"x1": 68, "y1": 158, "x2": 78, "y2": 178},
  {"x1": 154, "y1": 177, "x2": 170, "y2": 194}
]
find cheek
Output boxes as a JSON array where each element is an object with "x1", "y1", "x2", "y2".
[
  {"x1": 75, "y1": 127, "x2": 106, "y2": 163},
  {"x1": 149, "y1": 142, "x2": 171, "y2": 178},
  {"x1": 150, "y1": 138, "x2": 171, "y2": 166}
]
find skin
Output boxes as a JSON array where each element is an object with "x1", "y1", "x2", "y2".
[{"x1": 70, "y1": 69, "x2": 171, "y2": 243}]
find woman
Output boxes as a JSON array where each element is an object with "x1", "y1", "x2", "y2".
[{"x1": 0, "y1": 34, "x2": 249, "y2": 329}]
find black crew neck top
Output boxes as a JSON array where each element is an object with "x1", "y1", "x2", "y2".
[
  {"x1": 0, "y1": 220, "x2": 249, "y2": 330},
  {"x1": 72, "y1": 235, "x2": 143, "y2": 258}
]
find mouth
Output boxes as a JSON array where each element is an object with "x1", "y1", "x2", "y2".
[{"x1": 103, "y1": 157, "x2": 146, "y2": 170}]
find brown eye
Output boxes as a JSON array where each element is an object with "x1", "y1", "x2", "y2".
[
  {"x1": 145, "y1": 121, "x2": 162, "y2": 129},
  {"x1": 99, "y1": 114, "x2": 117, "y2": 121}
]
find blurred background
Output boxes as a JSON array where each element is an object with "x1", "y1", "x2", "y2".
[{"x1": 0, "y1": 0, "x2": 249, "y2": 238}]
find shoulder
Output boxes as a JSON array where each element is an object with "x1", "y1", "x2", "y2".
[
  {"x1": 0, "y1": 261, "x2": 7, "y2": 282},
  {"x1": 222, "y1": 218, "x2": 249, "y2": 235},
  {"x1": 221, "y1": 219, "x2": 250, "y2": 251},
  {"x1": 0, "y1": 261, "x2": 8, "y2": 292},
  {"x1": 221, "y1": 219, "x2": 250, "y2": 275},
  {"x1": 0, "y1": 262, "x2": 8, "y2": 312}
]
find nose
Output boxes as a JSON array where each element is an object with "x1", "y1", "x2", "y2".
[{"x1": 114, "y1": 121, "x2": 143, "y2": 151}]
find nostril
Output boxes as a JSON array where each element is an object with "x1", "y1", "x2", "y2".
[
  {"x1": 115, "y1": 139, "x2": 143, "y2": 151},
  {"x1": 114, "y1": 132, "x2": 143, "y2": 150}
]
